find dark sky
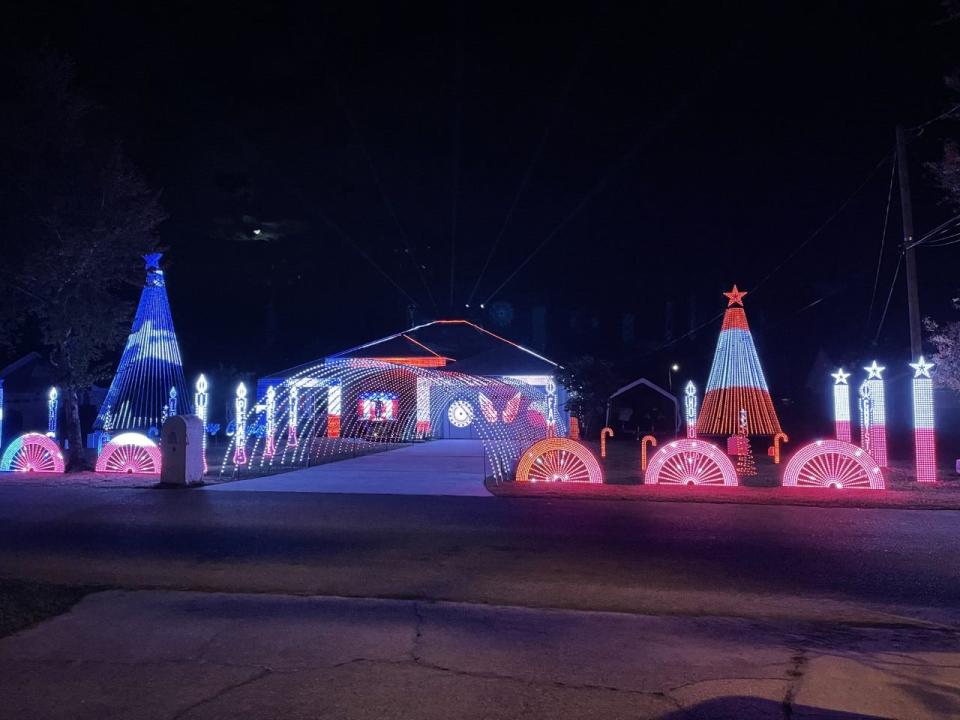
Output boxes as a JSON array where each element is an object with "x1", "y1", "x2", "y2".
[{"x1": 6, "y1": 1, "x2": 959, "y2": 402}]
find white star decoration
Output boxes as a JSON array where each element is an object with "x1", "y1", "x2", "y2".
[
  {"x1": 909, "y1": 356, "x2": 934, "y2": 379},
  {"x1": 864, "y1": 361, "x2": 885, "y2": 380},
  {"x1": 831, "y1": 368, "x2": 850, "y2": 385}
]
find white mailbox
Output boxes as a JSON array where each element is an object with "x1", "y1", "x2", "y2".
[{"x1": 161, "y1": 414, "x2": 204, "y2": 485}]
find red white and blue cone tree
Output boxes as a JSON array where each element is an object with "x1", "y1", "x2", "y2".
[{"x1": 698, "y1": 285, "x2": 783, "y2": 437}]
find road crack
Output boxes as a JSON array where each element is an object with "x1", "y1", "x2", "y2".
[
  {"x1": 782, "y1": 648, "x2": 809, "y2": 719},
  {"x1": 170, "y1": 668, "x2": 271, "y2": 719}
]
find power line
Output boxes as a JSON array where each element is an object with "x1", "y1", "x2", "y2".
[
  {"x1": 922, "y1": 232, "x2": 960, "y2": 247},
  {"x1": 449, "y1": 1, "x2": 465, "y2": 309},
  {"x1": 866, "y1": 153, "x2": 897, "y2": 330},
  {"x1": 332, "y1": 82, "x2": 439, "y2": 315},
  {"x1": 752, "y1": 150, "x2": 893, "y2": 296},
  {"x1": 906, "y1": 212, "x2": 960, "y2": 249},
  {"x1": 220, "y1": 122, "x2": 422, "y2": 309},
  {"x1": 910, "y1": 103, "x2": 960, "y2": 135},
  {"x1": 872, "y1": 252, "x2": 903, "y2": 345},
  {"x1": 466, "y1": 34, "x2": 592, "y2": 306},
  {"x1": 482, "y1": 94, "x2": 698, "y2": 305}
]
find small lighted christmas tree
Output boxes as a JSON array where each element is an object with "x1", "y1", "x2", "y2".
[{"x1": 735, "y1": 408, "x2": 757, "y2": 477}]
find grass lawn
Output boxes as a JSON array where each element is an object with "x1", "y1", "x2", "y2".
[{"x1": 0, "y1": 579, "x2": 92, "y2": 638}]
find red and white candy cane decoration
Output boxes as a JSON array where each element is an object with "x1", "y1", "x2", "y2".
[
  {"x1": 771, "y1": 431, "x2": 788, "y2": 465},
  {"x1": 910, "y1": 357, "x2": 936, "y2": 483},
  {"x1": 641, "y1": 435, "x2": 657, "y2": 471},
  {"x1": 600, "y1": 427, "x2": 613, "y2": 458}
]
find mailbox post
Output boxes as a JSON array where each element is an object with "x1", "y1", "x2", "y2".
[{"x1": 161, "y1": 414, "x2": 204, "y2": 485}]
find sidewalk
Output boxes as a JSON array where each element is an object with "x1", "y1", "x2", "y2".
[{"x1": 0, "y1": 590, "x2": 957, "y2": 719}]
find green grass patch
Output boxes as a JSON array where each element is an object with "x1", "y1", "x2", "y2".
[{"x1": 0, "y1": 579, "x2": 92, "y2": 638}]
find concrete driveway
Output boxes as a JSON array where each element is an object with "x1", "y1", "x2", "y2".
[{"x1": 205, "y1": 439, "x2": 491, "y2": 497}]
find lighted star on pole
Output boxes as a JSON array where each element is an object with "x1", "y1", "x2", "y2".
[
  {"x1": 831, "y1": 368, "x2": 850, "y2": 385},
  {"x1": 909, "y1": 356, "x2": 934, "y2": 379},
  {"x1": 723, "y1": 284, "x2": 748, "y2": 307},
  {"x1": 864, "y1": 361, "x2": 886, "y2": 380}
]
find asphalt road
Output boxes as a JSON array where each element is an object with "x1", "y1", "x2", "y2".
[{"x1": 0, "y1": 485, "x2": 957, "y2": 622}]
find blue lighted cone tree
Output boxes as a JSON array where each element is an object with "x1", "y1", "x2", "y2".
[
  {"x1": 698, "y1": 285, "x2": 782, "y2": 437},
  {"x1": 96, "y1": 254, "x2": 191, "y2": 434},
  {"x1": 0, "y1": 49, "x2": 167, "y2": 469}
]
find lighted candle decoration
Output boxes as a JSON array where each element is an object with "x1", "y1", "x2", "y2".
[
  {"x1": 264, "y1": 385, "x2": 276, "y2": 458},
  {"x1": 416, "y1": 376, "x2": 431, "y2": 437},
  {"x1": 233, "y1": 382, "x2": 248, "y2": 465},
  {"x1": 684, "y1": 381, "x2": 698, "y2": 439},
  {"x1": 287, "y1": 382, "x2": 299, "y2": 447},
  {"x1": 168, "y1": 386, "x2": 178, "y2": 417},
  {"x1": 46, "y1": 387, "x2": 58, "y2": 438},
  {"x1": 327, "y1": 381, "x2": 341, "y2": 438},
  {"x1": 860, "y1": 361, "x2": 887, "y2": 467},
  {"x1": 194, "y1": 374, "x2": 208, "y2": 473},
  {"x1": 910, "y1": 356, "x2": 936, "y2": 483},
  {"x1": 831, "y1": 368, "x2": 852, "y2": 442},
  {"x1": 545, "y1": 377, "x2": 557, "y2": 437}
]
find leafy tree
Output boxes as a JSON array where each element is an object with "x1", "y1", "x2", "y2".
[
  {"x1": 928, "y1": 127, "x2": 960, "y2": 209},
  {"x1": 0, "y1": 50, "x2": 166, "y2": 469},
  {"x1": 557, "y1": 354, "x2": 622, "y2": 436},
  {"x1": 925, "y1": 306, "x2": 960, "y2": 391}
]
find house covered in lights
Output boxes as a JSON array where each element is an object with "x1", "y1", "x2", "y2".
[{"x1": 258, "y1": 320, "x2": 567, "y2": 441}]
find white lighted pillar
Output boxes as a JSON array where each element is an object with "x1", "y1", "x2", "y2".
[
  {"x1": 831, "y1": 368, "x2": 851, "y2": 442},
  {"x1": 910, "y1": 357, "x2": 936, "y2": 483}
]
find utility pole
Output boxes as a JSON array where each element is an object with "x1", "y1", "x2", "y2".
[{"x1": 896, "y1": 125, "x2": 923, "y2": 358}]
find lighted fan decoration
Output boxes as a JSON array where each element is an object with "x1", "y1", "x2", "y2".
[
  {"x1": 644, "y1": 439, "x2": 738, "y2": 486},
  {"x1": 782, "y1": 439, "x2": 884, "y2": 489},
  {"x1": 95, "y1": 432, "x2": 162, "y2": 474},
  {"x1": 515, "y1": 437, "x2": 603, "y2": 484},
  {"x1": 0, "y1": 433, "x2": 65, "y2": 473}
]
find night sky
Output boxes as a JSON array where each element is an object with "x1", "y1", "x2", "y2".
[{"x1": 6, "y1": 2, "x2": 959, "y2": 410}]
